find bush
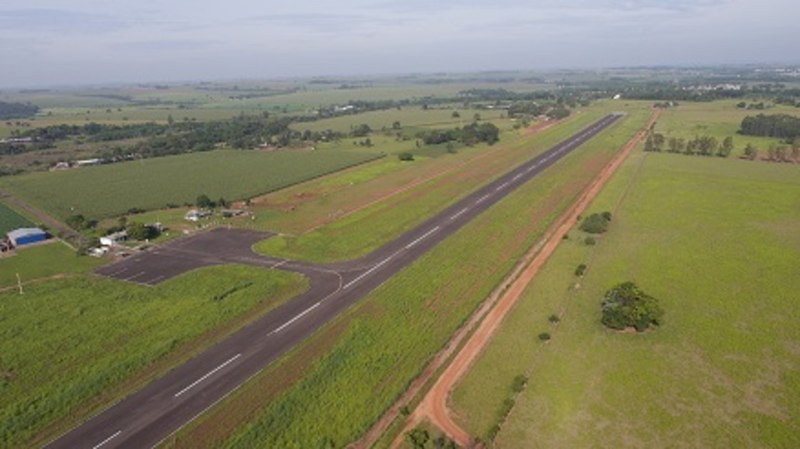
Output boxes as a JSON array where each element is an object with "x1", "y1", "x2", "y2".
[
  {"x1": 575, "y1": 263, "x2": 587, "y2": 276},
  {"x1": 398, "y1": 152, "x2": 415, "y2": 161},
  {"x1": 579, "y1": 212, "x2": 611, "y2": 234},
  {"x1": 538, "y1": 332, "x2": 551, "y2": 341},
  {"x1": 601, "y1": 282, "x2": 664, "y2": 332},
  {"x1": 511, "y1": 374, "x2": 528, "y2": 392},
  {"x1": 584, "y1": 236, "x2": 596, "y2": 245},
  {"x1": 406, "y1": 428, "x2": 429, "y2": 449},
  {"x1": 548, "y1": 314, "x2": 560, "y2": 323}
]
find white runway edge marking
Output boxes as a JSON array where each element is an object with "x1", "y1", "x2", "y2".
[
  {"x1": 174, "y1": 353, "x2": 242, "y2": 398},
  {"x1": 124, "y1": 271, "x2": 146, "y2": 281},
  {"x1": 270, "y1": 302, "x2": 321, "y2": 334},
  {"x1": 405, "y1": 226, "x2": 441, "y2": 249},
  {"x1": 92, "y1": 430, "x2": 122, "y2": 449},
  {"x1": 343, "y1": 255, "x2": 394, "y2": 290},
  {"x1": 449, "y1": 207, "x2": 469, "y2": 221}
]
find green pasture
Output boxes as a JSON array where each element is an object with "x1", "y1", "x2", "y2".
[
  {"x1": 452, "y1": 150, "x2": 800, "y2": 448},
  {"x1": 1, "y1": 266, "x2": 307, "y2": 448},
  {"x1": 0, "y1": 201, "x2": 33, "y2": 235},
  {"x1": 157, "y1": 104, "x2": 651, "y2": 449},
  {"x1": 0, "y1": 149, "x2": 382, "y2": 219},
  {"x1": 0, "y1": 242, "x2": 102, "y2": 288}
]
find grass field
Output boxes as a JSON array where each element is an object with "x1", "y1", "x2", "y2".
[
  {"x1": 0, "y1": 201, "x2": 33, "y2": 235},
  {"x1": 1, "y1": 266, "x2": 307, "y2": 448},
  {"x1": 252, "y1": 106, "x2": 628, "y2": 263},
  {"x1": 450, "y1": 148, "x2": 800, "y2": 447},
  {"x1": 0, "y1": 149, "x2": 383, "y2": 219},
  {"x1": 654, "y1": 100, "x2": 800, "y2": 156},
  {"x1": 156, "y1": 104, "x2": 651, "y2": 449},
  {"x1": 0, "y1": 242, "x2": 102, "y2": 288}
]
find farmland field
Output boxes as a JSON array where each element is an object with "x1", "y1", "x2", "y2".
[
  {"x1": 290, "y1": 108, "x2": 505, "y2": 133},
  {"x1": 157, "y1": 104, "x2": 651, "y2": 449},
  {"x1": 450, "y1": 147, "x2": 800, "y2": 447},
  {"x1": 0, "y1": 201, "x2": 33, "y2": 235},
  {"x1": 1, "y1": 266, "x2": 307, "y2": 448},
  {"x1": 0, "y1": 149, "x2": 383, "y2": 219}
]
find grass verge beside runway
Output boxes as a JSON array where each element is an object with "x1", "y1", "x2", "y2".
[
  {"x1": 157, "y1": 105, "x2": 651, "y2": 449},
  {"x1": 2, "y1": 267, "x2": 307, "y2": 448},
  {"x1": 451, "y1": 150, "x2": 800, "y2": 447}
]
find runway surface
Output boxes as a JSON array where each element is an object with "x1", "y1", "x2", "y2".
[{"x1": 46, "y1": 113, "x2": 621, "y2": 449}]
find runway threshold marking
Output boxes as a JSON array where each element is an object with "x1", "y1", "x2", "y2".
[
  {"x1": 271, "y1": 302, "x2": 321, "y2": 334},
  {"x1": 405, "y1": 226, "x2": 441, "y2": 249},
  {"x1": 174, "y1": 353, "x2": 242, "y2": 398},
  {"x1": 343, "y1": 255, "x2": 394, "y2": 290},
  {"x1": 92, "y1": 430, "x2": 121, "y2": 449}
]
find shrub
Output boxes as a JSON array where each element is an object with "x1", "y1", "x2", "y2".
[
  {"x1": 575, "y1": 263, "x2": 587, "y2": 276},
  {"x1": 538, "y1": 332, "x2": 551, "y2": 341},
  {"x1": 406, "y1": 428, "x2": 429, "y2": 449},
  {"x1": 584, "y1": 236, "x2": 596, "y2": 245},
  {"x1": 548, "y1": 314, "x2": 560, "y2": 323},
  {"x1": 601, "y1": 282, "x2": 664, "y2": 332},
  {"x1": 398, "y1": 152, "x2": 415, "y2": 161},
  {"x1": 511, "y1": 374, "x2": 528, "y2": 392},
  {"x1": 580, "y1": 212, "x2": 611, "y2": 234}
]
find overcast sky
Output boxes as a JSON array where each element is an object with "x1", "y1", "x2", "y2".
[{"x1": 1, "y1": 0, "x2": 797, "y2": 87}]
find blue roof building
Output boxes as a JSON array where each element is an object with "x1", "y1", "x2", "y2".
[{"x1": 7, "y1": 228, "x2": 48, "y2": 247}]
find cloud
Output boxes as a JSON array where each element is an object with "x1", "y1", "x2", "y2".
[{"x1": 0, "y1": 8, "x2": 127, "y2": 33}]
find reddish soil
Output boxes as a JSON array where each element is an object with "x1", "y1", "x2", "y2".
[{"x1": 387, "y1": 110, "x2": 660, "y2": 448}]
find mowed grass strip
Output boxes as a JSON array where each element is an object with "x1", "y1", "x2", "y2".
[
  {"x1": 453, "y1": 151, "x2": 800, "y2": 448},
  {"x1": 254, "y1": 104, "x2": 627, "y2": 263},
  {"x1": 0, "y1": 149, "x2": 382, "y2": 219},
  {"x1": 0, "y1": 243, "x2": 102, "y2": 288},
  {"x1": 1, "y1": 267, "x2": 307, "y2": 448},
  {"x1": 0, "y1": 201, "x2": 34, "y2": 235},
  {"x1": 157, "y1": 105, "x2": 651, "y2": 449}
]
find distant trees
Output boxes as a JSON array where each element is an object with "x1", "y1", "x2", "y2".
[
  {"x1": 418, "y1": 122, "x2": 500, "y2": 147},
  {"x1": 740, "y1": 114, "x2": 800, "y2": 140},
  {"x1": 601, "y1": 282, "x2": 663, "y2": 332},
  {"x1": 126, "y1": 222, "x2": 159, "y2": 241},
  {"x1": 350, "y1": 123, "x2": 372, "y2": 137},
  {"x1": 195, "y1": 194, "x2": 214, "y2": 208},
  {"x1": 0, "y1": 101, "x2": 39, "y2": 119},
  {"x1": 744, "y1": 143, "x2": 759, "y2": 160}
]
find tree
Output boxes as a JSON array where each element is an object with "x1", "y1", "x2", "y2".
[
  {"x1": 398, "y1": 152, "x2": 414, "y2": 161},
  {"x1": 579, "y1": 212, "x2": 611, "y2": 234},
  {"x1": 392, "y1": 121, "x2": 401, "y2": 130},
  {"x1": 473, "y1": 113, "x2": 481, "y2": 121},
  {"x1": 644, "y1": 134, "x2": 655, "y2": 152},
  {"x1": 652, "y1": 133, "x2": 665, "y2": 151},
  {"x1": 196, "y1": 194, "x2": 214, "y2": 208},
  {"x1": 66, "y1": 214, "x2": 88, "y2": 230},
  {"x1": 127, "y1": 222, "x2": 159, "y2": 241},
  {"x1": 744, "y1": 143, "x2": 759, "y2": 160},
  {"x1": 667, "y1": 137, "x2": 685, "y2": 153},
  {"x1": 718, "y1": 136, "x2": 734, "y2": 157},
  {"x1": 451, "y1": 110, "x2": 460, "y2": 118},
  {"x1": 601, "y1": 282, "x2": 663, "y2": 332}
]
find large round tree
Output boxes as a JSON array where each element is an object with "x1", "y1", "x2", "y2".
[{"x1": 601, "y1": 282, "x2": 663, "y2": 332}]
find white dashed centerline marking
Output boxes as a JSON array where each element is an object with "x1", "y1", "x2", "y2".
[
  {"x1": 271, "y1": 302, "x2": 322, "y2": 334},
  {"x1": 495, "y1": 182, "x2": 508, "y2": 192},
  {"x1": 174, "y1": 354, "x2": 242, "y2": 397},
  {"x1": 476, "y1": 194, "x2": 490, "y2": 204},
  {"x1": 405, "y1": 226, "x2": 441, "y2": 250},
  {"x1": 92, "y1": 430, "x2": 122, "y2": 449},
  {"x1": 449, "y1": 208, "x2": 469, "y2": 221},
  {"x1": 512, "y1": 174, "x2": 522, "y2": 181},
  {"x1": 343, "y1": 256, "x2": 394, "y2": 290}
]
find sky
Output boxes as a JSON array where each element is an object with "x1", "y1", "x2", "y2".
[{"x1": 0, "y1": 0, "x2": 798, "y2": 87}]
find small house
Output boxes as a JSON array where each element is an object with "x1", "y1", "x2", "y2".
[
  {"x1": 185, "y1": 209, "x2": 211, "y2": 222},
  {"x1": 100, "y1": 230, "x2": 128, "y2": 247}
]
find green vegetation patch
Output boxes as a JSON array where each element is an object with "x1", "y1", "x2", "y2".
[
  {"x1": 452, "y1": 150, "x2": 800, "y2": 448},
  {"x1": 0, "y1": 202, "x2": 34, "y2": 235},
  {"x1": 0, "y1": 266, "x2": 307, "y2": 447},
  {"x1": 0, "y1": 243, "x2": 102, "y2": 288},
  {"x1": 0, "y1": 149, "x2": 382, "y2": 219}
]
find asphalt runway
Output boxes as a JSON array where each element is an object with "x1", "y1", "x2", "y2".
[{"x1": 46, "y1": 113, "x2": 621, "y2": 449}]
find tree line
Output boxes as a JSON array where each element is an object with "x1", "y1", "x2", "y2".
[
  {"x1": 417, "y1": 122, "x2": 500, "y2": 146},
  {"x1": 0, "y1": 101, "x2": 39, "y2": 120},
  {"x1": 644, "y1": 131, "x2": 735, "y2": 158},
  {"x1": 740, "y1": 114, "x2": 800, "y2": 140}
]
